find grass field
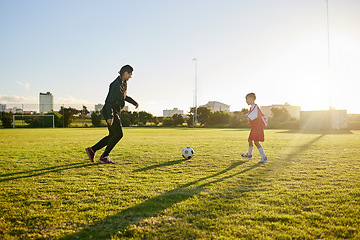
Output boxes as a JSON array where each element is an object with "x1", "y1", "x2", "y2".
[{"x1": 0, "y1": 128, "x2": 359, "y2": 239}]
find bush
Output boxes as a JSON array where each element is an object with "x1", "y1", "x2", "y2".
[
  {"x1": 0, "y1": 112, "x2": 13, "y2": 128},
  {"x1": 91, "y1": 111, "x2": 103, "y2": 127},
  {"x1": 172, "y1": 114, "x2": 185, "y2": 126},
  {"x1": 59, "y1": 107, "x2": 79, "y2": 127},
  {"x1": 120, "y1": 111, "x2": 133, "y2": 127},
  {"x1": 24, "y1": 114, "x2": 57, "y2": 128},
  {"x1": 208, "y1": 111, "x2": 231, "y2": 126},
  {"x1": 162, "y1": 117, "x2": 174, "y2": 127},
  {"x1": 271, "y1": 108, "x2": 291, "y2": 122}
]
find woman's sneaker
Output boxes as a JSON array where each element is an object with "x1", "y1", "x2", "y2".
[
  {"x1": 259, "y1": 156, "x2": 268, "y2": 163},
  {"x1": 241, "y1": 153, "x2": 252, "y2": 159},
  {"x1": 86, "y1": 147, "x2": 95, "y2": 162},
  {"x1": 99, "y1": 156, "x2": 115, "y2": 164}
]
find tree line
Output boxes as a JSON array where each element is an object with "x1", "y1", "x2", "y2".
[{"x1": 1, "y1": 105, "x2": 295, "y2": 128}]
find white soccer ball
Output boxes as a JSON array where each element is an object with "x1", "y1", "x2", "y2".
[{"x1": 182, "y1": 147, "x2": 195, "y2": 159}]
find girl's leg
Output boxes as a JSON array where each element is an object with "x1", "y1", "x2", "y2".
[
  {"x1": 254, "y1": 141, "x2": 261, "y2": 148},
  {"x1": 247, "y1": 139, "x2": 254, "y2": 155},
  {"x1": 254, "y1": 141, "x2": 266, "y2": 158}
]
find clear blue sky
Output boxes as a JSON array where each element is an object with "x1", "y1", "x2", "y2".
[{"x1": 1, "y1": 0, "x2": 360, "y2": 115}]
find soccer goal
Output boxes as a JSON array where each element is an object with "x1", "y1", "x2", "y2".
[{"x1": 13, "y1": 115, "x2": 55, "y2": 128}]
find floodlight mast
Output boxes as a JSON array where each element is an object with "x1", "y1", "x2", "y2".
[
  {"x1": 325, "y1": 0, "x2": 334, "y2": 129},
  {"x1": 325, "y1": 0, "x2": 331, "y2": 110},
  {"x1": 192, "y1": 58, "x2": 198, "y2": 128}
]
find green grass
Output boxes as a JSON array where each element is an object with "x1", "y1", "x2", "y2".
[{"x1": 0, "y1": 128, "x2": 359, "y2": 239}]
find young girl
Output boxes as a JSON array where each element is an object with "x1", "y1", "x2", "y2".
[{"x1": 238, "y1": 93, "x2": 268, "y2": 163}]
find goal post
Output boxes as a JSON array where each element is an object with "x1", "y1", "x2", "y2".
[{"x1": 13, "y1": 115, "x2": 55, "y2": 128}]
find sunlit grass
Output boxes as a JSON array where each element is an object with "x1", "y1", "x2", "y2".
[{"x1": 0, "y1": 128, "x2": 359, "y2": 239}]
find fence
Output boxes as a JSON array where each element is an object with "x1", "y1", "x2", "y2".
[
  {"x1": 1, "y1": 103, "x2": 104, "y2": 128},
  {"x1": 1, "y1": 103, "x2": 100, "y2": 113}
]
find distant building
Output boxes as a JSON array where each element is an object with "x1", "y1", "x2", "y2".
[
  {"x1": 6, "y1": 107, "x2": 22, "y2": 114},
  {"x1": 300, "y1": 110, "x2": 348, "y2": 130},
  {"x1": 95, "y1": 104, "x2": 104, "y2": 112},
  {"x1": 39, "y1": 92, "x2": 53, "y2": 113},
  {"x1": 163, "y1": 108, "x2": 184, "y2": 117},
  {"x1": 23, "y1": 111, "x2": 36, "y2": 115},
  {"x1": 0, "y1": 104, "x2": 6, "y2": 112},
  {"x1": 261, "y1": 102, "x2": 301, "y2": 120},
  {"x1": 201, "y1": 101, "x2": 230, "y2": 113}
]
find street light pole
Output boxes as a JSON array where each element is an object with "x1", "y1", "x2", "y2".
[
  {"x1": 192, "y1": 58, "x2": 197, "y2": 128},
  {"x1": 325, "y1": 0, "x2": 331, "y2": 110}
]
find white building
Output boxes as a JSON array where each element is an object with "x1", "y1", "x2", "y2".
[
  {"x1": 163, "y1": 108, "x2": 184, "y2": 117},
  {"x1": 95, "y1": 104, "x2": 104, "y2": 112},
  {"x1": 39, "y1": 92, "x2": 54, "y2": 113},
  {"x1": 261, "y1": 102, "x2": 301, "y2": 120},
  {"x1": 201, "y1": 101, "x2": 230, "y2": 113}
]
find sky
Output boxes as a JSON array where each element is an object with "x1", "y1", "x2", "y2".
[{"x1": 1, "y1": 0, "x2": 360, "y2": 116}]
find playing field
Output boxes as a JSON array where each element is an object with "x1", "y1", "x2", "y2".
[{"x1": 0, "y1": 128, "x2": 359, "y2": 239}]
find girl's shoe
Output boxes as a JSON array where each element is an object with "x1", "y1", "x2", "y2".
[
  {"x1": 241, "y1": 153, "x2": 252, "y2": 159},
  {"x1": 259, "y1": 156, "x2": 268, "y2": 163}
]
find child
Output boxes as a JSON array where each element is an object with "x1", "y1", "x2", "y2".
[{"x1": 238, "y1": 93, "x2": 268, "y2": 163}]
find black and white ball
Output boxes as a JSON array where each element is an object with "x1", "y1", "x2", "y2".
[{"x1": 182, "y1": 147, "x2": 195, "y2": 159}]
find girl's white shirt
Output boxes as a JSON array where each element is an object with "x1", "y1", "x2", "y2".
[{"x1": 246, "y1": 104, "x2": 258, "y2": 121}]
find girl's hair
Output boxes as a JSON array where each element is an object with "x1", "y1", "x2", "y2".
[
  {"x1": 246, "y1": 93, "x2": 256, "y2": 100},
  {"x1": 118, "y1": 65, "x2": 134, "y2": 77}
]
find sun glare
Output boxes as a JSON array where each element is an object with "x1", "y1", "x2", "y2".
[{"x1": 278, "y1": 33, "x2": 360, "y2": 113}]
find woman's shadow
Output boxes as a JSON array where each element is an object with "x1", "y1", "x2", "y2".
[{"x1": 60, "y1": 160, "x2": 259, "y2": 240}]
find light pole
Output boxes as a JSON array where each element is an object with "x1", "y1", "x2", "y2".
[
  {"x1": 325, "y1": 0, "x2": 331, "y2": 110},
  {"x1": 192, "y1": 58, "x2": 198, "y2": 128},
  {"x1": 325, "y1": 0, "x2": 333, "y2": 130}
]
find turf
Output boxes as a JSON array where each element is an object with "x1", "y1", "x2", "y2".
[{"x1": 0, "y1": 128, "x2": 359, "y2": 239}]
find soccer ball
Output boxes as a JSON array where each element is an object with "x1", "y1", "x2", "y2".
[{"x1": 182, "y1": 147, "x2": 195, "y2": 159}]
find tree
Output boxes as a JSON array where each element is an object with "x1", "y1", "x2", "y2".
[
  {"x1": 187, "y1": 107, "x2": 196, "y2": 127},
  {"x1": 162, "y1": 117, "x2": 174, "y2": 127},
  {"x1": 153, "y1": 116, "x2": 161, "y2": 126},
  {"x1": 51, "y1": 112, "x2": 62, "y2": 127},
  {"x1": 208, "y1": 111, "x2": 231, "y2": 126},
  {"x1": 1, "y1": 112, "x2": 13, "y2": 128},
  {"x1": 197, "y1": 106, "x2": 211, "y2": 126},
  {"x1": 138, "y1": 111, "x2": 154, "y2": 125},
  {"x1": 172, "y1": 114, "x2": 185, "y2": 126},
  {"x1": 120, "y1": 110, "x2": 133, "y2": 127},
  {"x1": 81, "y1": 105, "x2": 90, "y2": 117},
  {"x1": 271, "y1": 107, "x2": 290, "y2": 122},
  {"x1": 23, "y1": 113, "x2": 59, "y2": 128},
  {"x1": 131, "y1": 111, "x2": 140, "y2": 126},
  {"x1": 91, "y1": 111, "x2": 103, "y2": 127},
  {"x1": 231, "y1": 108, "x2": 249, "y2": 128},
  {"x1": 59, "y1": 106, "x2": 79, "y2": 127},
  {"x1": 186, "y1": 115, "x2": 193, "y2": 127}
]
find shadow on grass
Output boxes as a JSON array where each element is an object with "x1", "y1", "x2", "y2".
[
  {"x1": 277, "y1": 134, "x2": 326, "y2": 164},
  {"x1": 0, "y1": 162, "x2": 97, "y2": 182},
  {"x1": 268, "y1": 134, "x2": 327, "y2": 172},
  {"x1": 60, "y1": 132, "x2": 333, "y2": 239},
  {"x1": 60, "y1": 160, "x2": 258, "y2": 240},
  {"x1": 133, "y1": 159, "x2": 188, "y2": 172}
]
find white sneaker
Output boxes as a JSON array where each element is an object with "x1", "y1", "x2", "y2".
[
  {"x1": 259, "y1": 156, "x2": 268, "y2": 163},
  {"x1": 241, "y1": 153, "x2": 252, "y2": 160}
]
